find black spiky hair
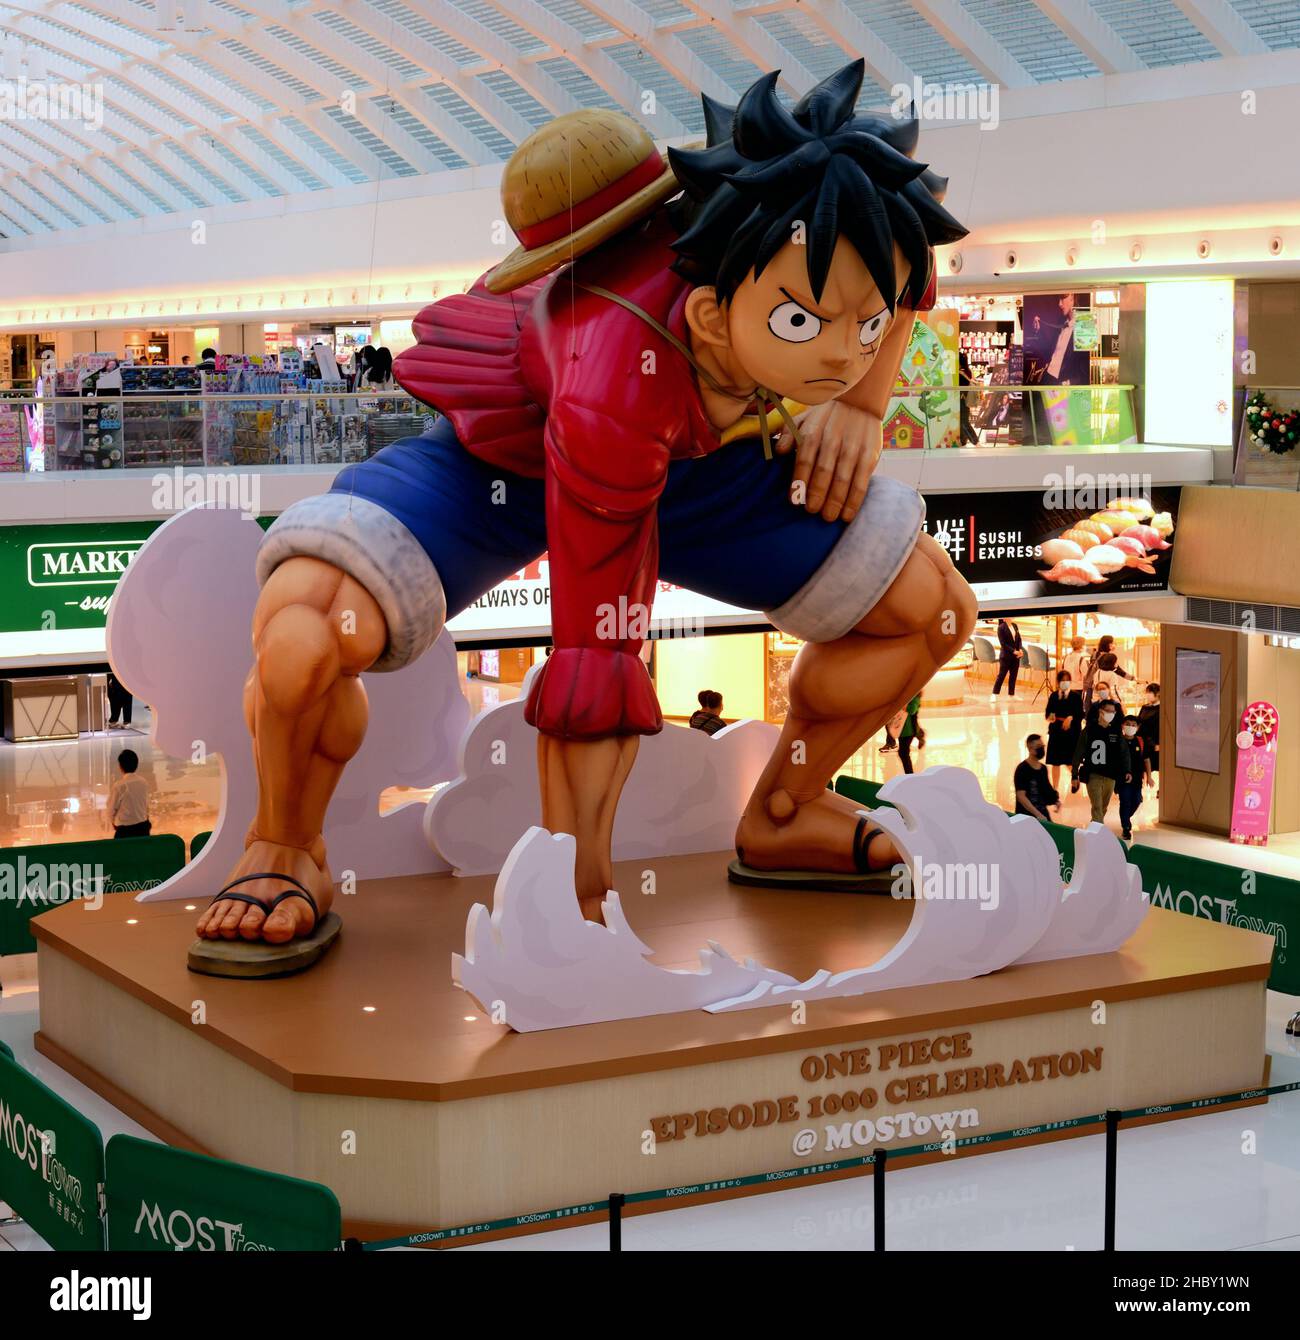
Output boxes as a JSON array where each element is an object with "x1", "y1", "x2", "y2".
[{"x1": 668, "y1": 59, "x2": 967, "y2": 311}]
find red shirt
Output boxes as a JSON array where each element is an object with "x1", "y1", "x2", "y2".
[
  {"x1": 395, "y1": 214, "x2": 934, "y2": 740},
  {"x1": 394, "y1": 213, "x2": 720, "y2": 741}
]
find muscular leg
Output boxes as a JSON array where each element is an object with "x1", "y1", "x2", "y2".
[
  {"x1": 538, "y1": 735, "x2": 639, "y2": 922},
  {"x1": 196, "y1": 556, "x2": 386, "y2": 943},
  {"x1": 735, "y1": 533, "x2": 977, "y2": 874}
]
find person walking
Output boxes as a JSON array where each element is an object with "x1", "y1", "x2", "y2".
[
  {"x1": 1044, "y1": 668, "x2": 1083, "y2": 794},
  {"x1": 1014, "y1": 733, "x2": 1060, "y2": 822},
  {"x1": 105, "y1": 670, "x2": 133, "y2": 728},
  {"x1": 1137, "y1": 683, "x2": 1161, "y2": 789},
  {"x1": 109, "y1": 749, "x2": 152, "y2": 839},
  {"x1": 897, "y1": 693, "x2": 924, "y2": 774},
  {"x1": 1115, "y1": 714, "x2": 1148, "y2": 840},
  {"x1": 1072, "y1": 700, "x2": 1133, "y2": 826},
  {"x1": 991, "y1": 617, "x2": 1023, "y2": 700},
  {"x1": 1060, "y1": 635, "x2": 1089, "y2": 686}
]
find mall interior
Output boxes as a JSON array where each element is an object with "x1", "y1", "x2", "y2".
[{"x1": 2, "y1": 0, "x2": 1300, "y2": 1263}]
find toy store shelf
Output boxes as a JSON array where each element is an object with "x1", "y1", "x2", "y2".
[{"x1": 877, "y1": 442, "x2": 1218, "y2": 494}]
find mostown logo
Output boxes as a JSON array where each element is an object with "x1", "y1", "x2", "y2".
[
  {"x1": 133, "y1": 1199, "x2": 273, "y2": 1251},
  {"x1": 0, "y1": 1099, "x2": 83, "y2": 1209},
  {"x1": 49, "y1": 1272, "x2": 151, "y2": 1320},
  {"x1": 1148, "y1": 881, "x2": 1288, "y2": 950}
]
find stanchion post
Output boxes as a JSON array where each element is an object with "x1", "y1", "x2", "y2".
[
  {"x1": 873, "y1": 1148, "x2": 887, "y2": 1251},
  {"x1": 608, "y1": 1192, "x2": 625, "y2": 1251},
  {"x1": 1104, "y1": 1109, "x2": 1120, "y2": 1252},
  {"x1": 342, "y1": 1237, "x2": 364, "y2": 1254}
]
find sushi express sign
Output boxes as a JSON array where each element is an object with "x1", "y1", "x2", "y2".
[{"x1": 921, "y1": 485, "x2": 1181, "y2": 603}]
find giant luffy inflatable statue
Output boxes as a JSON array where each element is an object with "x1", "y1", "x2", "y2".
[{"x1": 194, "y1": 59, "x2": 978, "y2": 969}]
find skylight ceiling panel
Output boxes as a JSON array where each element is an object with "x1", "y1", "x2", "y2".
[
  {"x1": 1229, "y1": 0, "x2": 1300, "y2": 50},
  {"x1": 323, "y1": 104, "x2": 420, "y2": 176},
  {"x1": 674, "y1": 25, "x2": 765, "y2": 93},
  {"x1": 447, "y1": 0, "x2": 546, "y2": 56},
  {"x1": 600, "y1": 44, "x2": 704, "y2": 132},
  {"x1": 268, "y1": 27, "x2": 366, "y2": 88},
  {"x1": 422, "y1": 82, "x2": 515, "y2": 159},
  {"x1": 314, "y1": 11, "x2": 426, "y2": 81},
  {"x1": 218, "y1": 40, "x2": 324, "y2": 102},
  {"x1": 1092, "y1": 0, "x2": 1217, "y2": 67},
  {"x1": 281, "y1": 115, "x2": 371, "y2": 183},
  {"x1": 535, "y1": 55, "x2": 623, "y2": 113},
  {"x1": 957, "y1": 0, "x2": 1099, "y2": 82},
  {"x1": 375, "y1": 97, "x2": 469, "y2": 170},
  {"x1": 477, "y1": 69, "x2": 551, "y2": 130},
  {"x1": 365, "y1": 0, "x2": 482, "y2": 65},
  {"x1": 130, "y1": 148, "x2": 209, "y2": 209}
]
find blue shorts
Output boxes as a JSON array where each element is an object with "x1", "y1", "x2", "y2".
[{"x1": 257, "y1": 418, "x2": 924, "y2": 671}]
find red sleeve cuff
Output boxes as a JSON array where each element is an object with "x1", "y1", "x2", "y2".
[{"x1": 525, "y1": 647, "x2": 663, "y2": 740}]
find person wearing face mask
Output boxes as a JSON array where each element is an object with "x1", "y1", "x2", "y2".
[
  {"x1": 1044, "y1": 668, "x2": 1083, "y2": 795},
  {"x1": 1014, "y1": 734, "x2": 1060, "y2": 821},
  {"x1": 1115, "y1": 714, "x2": 1147, "y2": 840},
  {"x1": 1137, "y1": 683, "x2": 1160, "y2": 787},
  {"x1": 1072, "y1": 700, "x2": 1133, "y2": 826}
]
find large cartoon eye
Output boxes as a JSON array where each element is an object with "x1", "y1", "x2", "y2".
[
  {"x1": 859, "y1": 309, "x2": 889, "y2": 346},
  {"x1": 768, "y1": 300, "x2": 822, "y2": 343}
]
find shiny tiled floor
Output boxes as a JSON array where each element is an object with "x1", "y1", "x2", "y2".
[
  {"x1": 0, "y1": 682, "x2": 1175, "y2": 854},
  {"x1": 4, "y1": 676, "x2": 1298, "y2": 1251},
  {"x1": 1, "y1": 986, "x2": 1296, "y2": 1252}
]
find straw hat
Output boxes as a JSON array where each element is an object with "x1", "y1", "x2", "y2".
[{"x1": 484, "y1": 108, "x2": 681, "y2": 294}]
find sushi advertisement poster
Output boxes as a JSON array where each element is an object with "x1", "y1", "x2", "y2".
[{"x1": 922, "y1": 486, "x2": 1180, "y2": 603}]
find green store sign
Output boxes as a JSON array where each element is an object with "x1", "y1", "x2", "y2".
[{"x1": 0, "y1": 518, "x2": 272, "y2": 635}]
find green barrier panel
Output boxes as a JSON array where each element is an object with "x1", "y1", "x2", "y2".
[
  {"x1": 0, "y1": 1039, "x2": 12, "y2": 1059},
  {"x1": 190, "y1": 831, "x2": 212, "y2": 860},
  {"x1": 105, "y1": 1135, "x2": 342, "y2": 1251},
  {"x1": 0, "y1": 1051, "x2": 105, "y2": 1249},
  {"x1": 1129, "y1": 844, "x2": 1299, "y2": 996},
  {"x1": 0, "y1": 834, "x2": 186, "y2": 956},
  {"x1": 833, "y1": 775, "x2": 888, "y2": 809},
  {"x1": 832, "y1": 776, "x2": 1113, "y2": 885}
]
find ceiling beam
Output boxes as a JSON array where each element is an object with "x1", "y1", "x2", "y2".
[
  {"x1": 799, "y1": 0, "x2": 918, "y2": 96},
  {"x1": 1169, "y1": 0, "x2": 1268, "y2": 58},
  {"x1": 1030, "y1": 0, "x2": 1145, "y2": 75},
  {"x1": 909, "y1": 0, "x2": 1035, "y2": 87},
  {"x1": 504, "y1": 0, "x2": 700, "y2": 129},
  {"x1": 677, "y1": 0, "x2": 815, "y2": 96}
]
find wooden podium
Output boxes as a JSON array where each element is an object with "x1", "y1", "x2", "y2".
[{"x1": 33, "y1": 853, "x2": 1273, "y2": 1245}]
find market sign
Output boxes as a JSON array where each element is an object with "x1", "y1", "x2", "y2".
[
  {"x1": 105, "y1": 1135, "x2": 341, "y2": 1252},
  {"x1": 0, "y1": 522, "x2": 162, "y2": 634},
  {"x1": 0, "y1": 1050, "x2": 105, "y2": 1250},
  {"x1": 27, "y1": 540, "x2": 145, "y2": 587}
]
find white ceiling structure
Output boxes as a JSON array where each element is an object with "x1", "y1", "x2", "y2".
[{"x1": 0, "y1": 0, "x2": 1297, "y2": 242}]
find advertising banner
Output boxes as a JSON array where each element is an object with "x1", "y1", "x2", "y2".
[
  {"x1": 1128, "y1": 844, "x2": 1297, "y2": 996},
  {"x1": 922, "y1": 486, "x2": 1181, "y2": 604},
  {"x1": 105, "y1": 1135, "x2": 342, "y2": 1252},
  {"x1": 0, "y1": 1051, "x2": 105, "y2": 1250},
  {"x1": 1230, "y1": 701, "x2": 1280, "y2": 845},
  {"x1": 0, "y1": 834, "x2": 187, "y2": 956},
  {"x1": 884, "y1": 308, "x2": 961, "y2": 449}
]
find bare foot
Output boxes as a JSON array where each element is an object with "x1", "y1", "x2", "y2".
[
  {"x1": 196, "y1": 838, "x2": 334, "y2": 944},
  {"x1": 735, "y1": 790, "x2": 900, "y2": 873}
]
